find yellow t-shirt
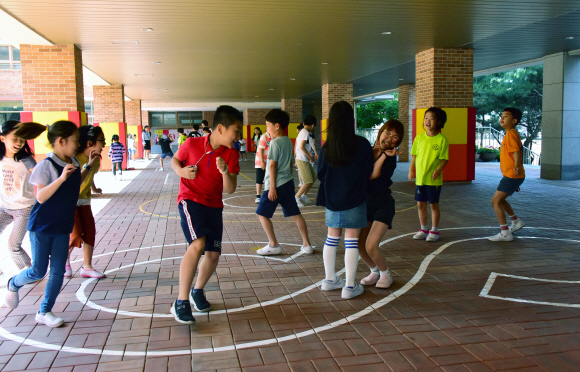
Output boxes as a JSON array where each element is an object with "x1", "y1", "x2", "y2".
[
  {"x1": 77, "y1": 152, "x2": 100, "y2": 205},
  {"x1": 179, "y1": 134, "x2": 187, "y2": 146},
  {"x1": 411, "y1": 132, "x2": 449, "y2": 186},
  {"x1": 500, "y1": 129, "x2": 525, "y2": 179}
]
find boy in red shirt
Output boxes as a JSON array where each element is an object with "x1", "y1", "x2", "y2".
[
  {"x1": 170, "y1": 105, "x2": 243, "y2": 324},
  {"x1": 488, "y1": 107, "x2": 526, "y2": 242}
]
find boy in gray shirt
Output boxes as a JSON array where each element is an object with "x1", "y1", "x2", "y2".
[{"x1": 256, "y1": 109, "x2": 313, "y2": 256}]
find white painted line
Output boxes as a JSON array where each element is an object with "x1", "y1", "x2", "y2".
[{"x1": 164, "y1": 174, "x2": 169, "y2": 184}]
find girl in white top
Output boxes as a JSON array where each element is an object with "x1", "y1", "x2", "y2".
[{"x1": 0, "y1": 121, "x2": 47, "y2": 272}]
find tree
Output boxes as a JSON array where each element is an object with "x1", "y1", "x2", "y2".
[
  {"x1": 356, "y1": 95, "x2": 399, "y2": 129},
  {"x1": 473, "y1": 66, "x2": 543, "y2": 150}
]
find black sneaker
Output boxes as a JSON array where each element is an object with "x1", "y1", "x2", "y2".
[
  {"x1": 170, "y1": 301, "x2": 195, "y2": 324},
  {"x1": 191, "y1": 289, "x2": 211, "y2": 312}
]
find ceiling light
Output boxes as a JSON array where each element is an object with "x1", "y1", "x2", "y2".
[
  {"x1": 382, "y1": 31, "x2": 392, "y2": 35},
  {"x1": 322, "y1": 62, "x2": 329, "y2": 65},
  {"x1": 290, "y1": 78, "x2": 296, "y2": 81},
  {"x1": 141, "y1": 28, "x2": 153, "y2": 31},
  {"x1": 359, "y1": 89, "x2": 363, "y2": 91},
  {"x1": 297, "y1": 43, "x2": 302, "y2": 46},
  {"x1": 399, "y1": 78, "x2": 404, "y2": 80},
  {"x1": 255, "y1": 96, "x2": 259, "y2": 97},
  {"x1": 163, "y1": 89, "x2": 168, "y2": 91},
  {"x1": 160, "y1": 78, "x2": 165, "y2": 80},
  {"x1": 269, "y1": 89, "x2": 274, "y2": 91},
  {"x1": 566, "y1": 36, "x2": 575, "y2": 40},
  {"x1": 134, "y1": 74, "x2": 153, "y2": 77},
  {"x1": 111, "y1": 40, "x2": 139, "y2": 45},
  {"x1": 153, "y1": 62, "x2": 161, "y2": 64}
]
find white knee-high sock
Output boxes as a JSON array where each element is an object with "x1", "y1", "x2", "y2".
[
  {"x1": 323, "y1": 235, "x2": 340, "y2": 281},
  {"x1": 344, "y1": 238, "x2": 359, "y2": 288}
]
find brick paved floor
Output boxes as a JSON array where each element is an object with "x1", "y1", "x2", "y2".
[{"x1": 1, "y1": 158, "x2": 580, "y2": 372}]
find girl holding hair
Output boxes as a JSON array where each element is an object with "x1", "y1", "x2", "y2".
[
  {"x1": 316, "y1": 101, "x2": 373, "y2": 299},
  {"x1": 252, "y1": 127, "x2": 262, "y2": 153},
  {"x1": 358, "y1": 119, "x2": 404, "y2": 289},
  {"x1": 108, "y1": 134, "x2": 125, "y2": 180},
  {"x1": 5, "y1": 120, "x2": 97, "y2": 328},
  {"x1": 66, "y1": 125, "x2": 106, "y2": 279},
  {"x1": 0, "y1": 121, "x2": 46, "y2": 273}
]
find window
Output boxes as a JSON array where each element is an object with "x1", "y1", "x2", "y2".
[
  {"x1": 0, "y1": 45, "x2": 21, "y2": 70},
  {"x1": 149, "y1": 111, "x2": 202, "y2": 129},
  {"x1": 0, "y1": 101, "x2": 23, "y2": 125}
]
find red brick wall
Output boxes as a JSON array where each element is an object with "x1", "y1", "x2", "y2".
[
  {"x1": 125, "y1": 99, "x2": 141, "y2": 126},
  {"x1": 415, "y1": 48, "x2": 473, "y2": 108},
  {"x1": 243, "y1": 108, "x2": 271, "y2": 127},
  {"x1": 202, "y1": 111, "x2": 215, "y2": 125},
  {"x1": 398, "y1": 84, "x2": 414, "y2": 161},
  {"x1": 142, "y1": 110, "x2": 149, "y2": 128},
  {"x1": 322, "y1": 83, "x2": 353, "y2": 120},
  {"x1": 93, "y1": 84, "x2": 125, "y2": 123},
  {"x1": 20, "y1": 44, "x2": 85, "y2": 112},
  {"x1": 281, "y1": 98, "x2": 302, "y2": 123},
  {"x1": 0, "y1": 71, "x2": 22, "y2": 97}
]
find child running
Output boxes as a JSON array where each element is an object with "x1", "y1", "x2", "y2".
[
  {"x1": 5, "y1": 120, "x2": 96, "y2": 327},
  {"x1": 294, "y1": 115, "x2": 318, "y2": 207},
  {"x1": 255, "y1": 109, "x2": 313, "y2": 256},
  {"x1": 316, "y1": 101, "x2": 373, "y2": 299},
  {"x1": 158, "y1": 133, "x2": 173, "y2": 171},
  {"x1": 358, "y1": 120, "x2": 404, "y2": 288},
  {"x1": 66, "y1": 125, "x2": 106, "y2": 279},
  {"x1": 254, "y1": 129, "x2": 271, "y2": 204},
  {"x1": 170, "y1": 105, "x2": 242, "y2": 324},
  {"x1": 0, "y1": 121, "x2": 46, "y2": 274},
  {"x1": 408, "y1": 107, "x2": 449, "y2": 242},
  {"x1": 108, "y1": 134, "x2": 125, "y2": 180},
  {"x1": 488, "y1": 107, "x2": 526, "y2": 241}
]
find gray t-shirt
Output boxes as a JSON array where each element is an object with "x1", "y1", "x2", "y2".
[{"x1": 263, "y1": 136, "x2": 294, "y2": 191}]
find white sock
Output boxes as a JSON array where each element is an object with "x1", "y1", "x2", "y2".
[
  {"x1": 380, "y1": 269, "x2": 390, "y2": 278},
  {"x1": 431, "y1": 227, "x2": 439, "y2": 233},
  {"x1": 344, "y1": 238, "x2": 359, "y2": 288},
  {"x1": 421, "y1": 225, "x2": 428, "y2": 231},
  {"x1": 323, "y1": 236, "x2": 340, "y2": 281},
  {"x1": 370, "y1": 266, "x2": 379, "y2": 274}
]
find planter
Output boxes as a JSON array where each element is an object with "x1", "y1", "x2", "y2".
[
  {"x1": 475, "y1": 153, "x2": 481, "y2": 162},
  {"x1": 479, "y1": 152, "x2": 498, "y2": 162}
]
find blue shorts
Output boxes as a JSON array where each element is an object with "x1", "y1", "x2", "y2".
[
  {"x1": 415, "y1": 185, "x2": 442, "y2": 204},
  {"x1": 326, "y1": 203, "x2": 367, "y2": 229},
  {"x1": 497, "y1": 176, "x2": 524, "y2": 196},
  {"x1": 178, "y1": 199, "x2": 223, "y2": 253},
  {"x1": 256, "y1": 180, "x2": 300, "y2": 218},
  {"x1": 160, "y1": 152, "x2": 173, "y2": 159}
]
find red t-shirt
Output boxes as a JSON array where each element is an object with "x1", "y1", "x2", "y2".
[{"x1": 177, "y1": 134, "x2": 240, "y2": 208}]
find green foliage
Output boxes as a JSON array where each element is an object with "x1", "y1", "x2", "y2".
[
  {"x1": 473, "y1": 66, "x2": 543, "y2": 149},
  {"x1": 356, "y1": 95, "x2": 399, "y2": 129},
  {"x1": 476, "y1": 145, "x2": 500, "y2": 154}
]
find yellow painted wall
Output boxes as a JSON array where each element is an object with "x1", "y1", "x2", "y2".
[
  {"x1": 32, "y1": 112, "x2": 73, "y2": 155},
  {"x1": 415, "y1": 108, "x2": 468, "y2": 145}
]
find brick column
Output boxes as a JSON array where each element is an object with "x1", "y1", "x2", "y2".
[
  {"x1": 142, "y1": 111, "x2": 149, "y2": 128},
  {"x1": 281, "y1": 98, "x2": 302, "y2": 123},
  {"x1": 413, "y1": 48, "x2": 475, "y2": 182},
  {"x1": 93, "y1": 84, "x2": 127, "y2": 170},
  {"x1": 202, "y1": 111, "x2": 215, "y2": 125},
  {"x1": 243, "y1": 108, "x2": 272, "y2": 152},
  {"x1": 398, "y1": 84, "x2": 415, "y2": 161},
  {"x1": 321, "y1": 83, "x2": 353, "y2": 145},
  {"x1": 125, "y1": 99, "x2": 143, "y2": 159}
]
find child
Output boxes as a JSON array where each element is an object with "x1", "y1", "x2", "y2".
[
  {"x1": 200, "y1": 120, "x2": 209, "y2": 136},
  {"x1": 5, "y1": 120, "x2": 97, "y2": 328},
  {"x1": 202, "y1": 127, "x2": 211, "y2": 136},
  {"x1": 142, "y1": 126, "x2": 151, "y2": 161},
  {"x1": 488, "y1": 108, "x2": 526, "y2": 241},
  {"x1": 170, "y1": 105, "x2": 242, "y2": 324},
  {"x1": 252, "y1": 127, "x2": 262, "y2": 153},
  {"x1": 358, "y1": 120, "x2": 404, "y2": 289},
  {"x1": 66, "y1": 125, "x2": 106, "y2": 279},
  {"x1": 189, "y1": 124, "x2": 202, "y2": 138},
  {"x1": 158, "y1": 134, "x2": 173, "y2": 171},
  {"x1": 294, "y1": 115, "x2": 318, "y2": 206},
  {"x1": 239, "y1": 137, "x2": 247, "y2": 161},
  {"x1": 178, "y1": 128, "x2": 187, "y2": 149},
  {"x1": 316, "y1": 101, "x2": 373, "y2": 299},
  {"x1": 254, "y1": 129, "x2": 271, "y2": 204},
  {"x1": 255, "y1": 109, "x2": 313, "y2": 256},
  {"x1": 408, "y1": 107, "x2": 449, "y2": 242},
  {"x1": 108, "y1": 134, "x2": 125, "y2": 180},
  {"x1": 127, "y1": 134, "x2": 134, "y2": 161},
  {"x1": 0, "y1": 121, "x2": 46, "y2": 274}
]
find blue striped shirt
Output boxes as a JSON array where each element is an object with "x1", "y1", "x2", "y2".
[{"x1": 108, "y1": 142, "x2": 125, "y2": 163}]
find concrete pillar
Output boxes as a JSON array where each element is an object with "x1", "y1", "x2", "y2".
[
  {"x1": 281, "y1": 98, "x2": 302, "y2": 123},
  {"x1": 93, "y1": 84, "x2": 127, "y2": 170},
  {"x1": 398, "y1": 84, "x2": 415, "y2": 161},
  {"x1": 321, "y1": 83, "x2": 353, "y2": 145},
  {"x1": 541, "y1": 52, "x2": 580, "y2": 180},
  {"x1": 243, "y1": 108, "x2": 271, "y2": 152},
  {"x1": 125, "y1": 99, "x2": 143, "y2": 159},
  {"x1": 414, "y1": 48, "x2": 476, "y2": 182}
]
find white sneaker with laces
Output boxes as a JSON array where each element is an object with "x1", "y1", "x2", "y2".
[
  {"x1": 510, "y1": 219, "x2": 525, "y2": 233},
  {"x1": 295, "y1": 197, "x2": 304, "y2": 207},
  {"x1": 35, "y1": 312, "x2": 64, "y2": 327},
  {"x1": 256, "y1": 244, "x2": 283, "y2": 255},
  {"x1": 341, "y1": 284, "x2": 364, "y2": 299},
  {"x1": 321, "y1": 275, "x2": 345, "y2": 291},
  {"x1": 300, "y1": 245, "x2": 313, "y2": 254},
  {"x1": 426, "y1": 231, "x2": 440, "y2": 242},
  {"x1": 254, "y1": 196, "x2": 261, "y2": 204},
  {"x1": 488, "y1": 231, "x2": 514, "y2": 242},
  {"x1": 300, "y1": 195, "x2": 311, "y2": 205},
  {"x1": 360, "y1": 272, "x2": 379, "y2": 286},
  {"x1": 413, "y1": 230, "x2": 428, "y2": 240}
]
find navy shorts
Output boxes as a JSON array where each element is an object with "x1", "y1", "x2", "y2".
[
  {"x1": 255, "y1": 167, "x2": 266, "y2": 185},
  {"x1": 415, "y1": 185, "x2": 442, "y2": 204},
  {"x1": 256, "y1": 180, "x2": 301, "y2": 218},
  {"x1": 178, "y1": 199, "x2": 223, "y2": 253},
  {"x1": 497, "y1": 176, "x2": 525, "y2": 196},
  {"x1": 366, "y1": 194, "x2": 395, "y2": 229},
  {"x1": 160, "y1": 152, "x2": 173, "y2": 159}
]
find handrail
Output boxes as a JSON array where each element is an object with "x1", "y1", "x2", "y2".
[{"x1": 476, "y1": 126, "x2": 541, "y2": 166}]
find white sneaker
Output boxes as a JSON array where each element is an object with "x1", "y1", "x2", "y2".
[
  {"x1": 426, "y1": 231, "x2": 440, "y2": 242},
  {"x1": 256, "y1": 245, "x2": 283, "y2": 255},
  {"x1": 119, "y1": 175, "x2": 123, "y2": 181},
  {"x1": 510, "y1": 219, "x2": 526, "y2": 233},
  {"x1": 159, "y1": 168, "x2": 164, "y2": 171},
  {"x1": 488, "y1": 231, "x2": 514, "y2": 242},
  {"x1": 35, "y1": 312, "x2": 64, "y2": 327},
  {"x1": 300, "y1": 195, "x2": 311, "y2": 205},
  {"x1": 321, "y1": 275, "x2": 344, "y2": 291},
  {"x1": 300, "y1": 245, "x2": 313, "y2": 254},
  {"x1": 64, "y1": 265, "x2": 72, "y2": 278},
  {"x1": 413, "y1": 230, "x2": 428, "y2": 240},
  {"x1": 342, "y1": 284, "x2": 364, "y2": 299},
  {"x1": 254, "y1": 196, "x2": 261, "y2": 204},
  {"x1": 4, "y1": 278, "x2": 19, "y2": 309},
  {"x1": 295, "y1": 197, "x2": 304, "y2": 207},
  {"x1": 376, "y1": 271, "x2": 394, "y2": 289},
  {"x1": 360, "y1": 272, "x2": 379, "y2": 286}
]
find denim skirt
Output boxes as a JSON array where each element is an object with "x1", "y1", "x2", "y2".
[{"x1": 325, "y1": 203, "x2": 367, "y2": 229}]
